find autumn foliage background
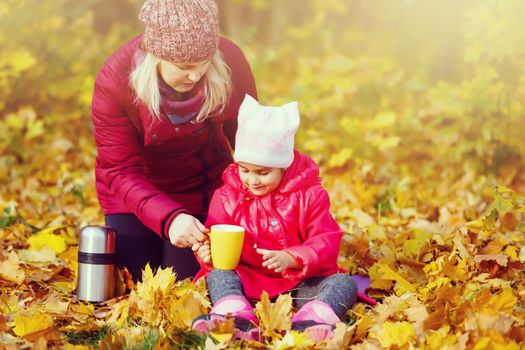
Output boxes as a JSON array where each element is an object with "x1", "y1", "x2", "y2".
[{"x1": 1, "y1": 0, "x2": 525, "y2": 349}]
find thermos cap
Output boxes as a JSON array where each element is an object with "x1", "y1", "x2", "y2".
[{"x1": 79, "y1": 226, "x2": 116, "y2": 254}]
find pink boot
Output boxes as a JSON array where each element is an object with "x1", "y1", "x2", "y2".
[
  {"x1": 192, "y1": 295, "x2": 260, "y2": 341},
  {"x1": 291, "y1": 300, "x2": 339, "y2": 341}
]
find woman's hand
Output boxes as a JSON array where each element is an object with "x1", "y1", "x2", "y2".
[
  {"x1": 192, "y1": 238, "x2": 211, "y2": 264},
  {"x1": 256, "y1": 248, "x2": 300, "y2": 273},
  {"x1": 168, "y1": 213, "x2": 209, "y2": 248}
]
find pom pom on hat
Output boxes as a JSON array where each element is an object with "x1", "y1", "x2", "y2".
[
  {"x1": 139, "y1": 0, "x2": 219, "y2": 63},
  {"x1": 234, "y1": 95, "x2": 300, "y2": 168}
]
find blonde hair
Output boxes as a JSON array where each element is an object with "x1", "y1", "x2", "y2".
[{"x1": 130, "y1": 50, "x2": 232, "y2": 122}]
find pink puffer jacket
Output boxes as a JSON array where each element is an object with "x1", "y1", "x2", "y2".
[{"x1": 195, "y1": 150, "x2": 343, "y2": 299}]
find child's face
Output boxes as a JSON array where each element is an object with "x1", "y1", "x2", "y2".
[{"x1": 237, "y1": 162, "x2": 285, "y2": 196}]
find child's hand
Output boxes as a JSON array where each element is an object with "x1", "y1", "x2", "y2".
[
  {"x1": 256, "y1": 248, "x2": 300, "y2": 273},
  {"x1": 192, "y1": 239, "x2": 211, "y2": 265}
]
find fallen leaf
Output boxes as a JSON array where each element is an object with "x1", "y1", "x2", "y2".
[
  {"x1": 168, "y1": 285, "x2": 210, "y2": 328},
  {"x1": 369, "y1": 321, "x2": 415, "y2": 348},
  {"x1": 205, "y1": 336, "x2": 228, "y2": 350},
  {"x1": 135, "y1": 264, "x2": 176, "y2": 301},
  {"x1": 255, "y1": 291, "x2": 292, "y2": 338},
  {"x1": 18, "y1": 246, "x2": 57, "y2": 263},
  {"x1": 0, "y1": 251, "x2": 26, "y2": 284},
  {"x1": 31, "y1": 336, "x2": 48, "y2": 350},
  {"x1": 485, "y1": 287, "x2": 517, "y2": 314},
  {"x1": 424, "y1": 325, "x2": 458, "y2": 350},
  {"x1": 27, "y1": 230, "x2": 66, "y2": 254},
  {"x1": 325, "y1": 323, "x2": 355, "y2": 350},
  {"x1": 403, "y1": 231, "x2": 432, "y2": 260},
  {"x1": 473, "y1": 254, "x2": 509, "y2": 267},
  {"x1": 0, "y1": 313, "x2": 9, "y2": 331},
  {"x1": 209, "y1": 332, "x2": 232, "y2": 343},
  {"x1": 273, "y1": 330, "x2": 314, "y2": 350},
  {"x1": 369, "y1": 263, "x2": 416, "y2": 295},
  {"x1": 355, "y1": 314, "x2": 374, "y2": 339},
  {"x1": 41, "y1": 292, "x2": 70, "y2": 314},
  {"x1": 12, "y1": 312, "x2": 54, "y2": 337}
]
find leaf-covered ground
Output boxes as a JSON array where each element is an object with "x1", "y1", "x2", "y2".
[
  {"x1": 0, "y1": 108, "x2": 524, "y2": 349},
  {"x1": 1, "y1": 1, "x2": 525, "y2": 349}
]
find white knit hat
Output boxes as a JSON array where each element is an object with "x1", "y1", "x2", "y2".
[{"x1": 234, "y1": 94, "x2": 300, "y2": 168}]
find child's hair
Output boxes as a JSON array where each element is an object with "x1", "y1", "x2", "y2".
[{"x1": 130, "y1": 50, "x2": 232, "y2": 122}]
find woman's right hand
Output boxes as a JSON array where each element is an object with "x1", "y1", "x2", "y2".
[{"x1": 168, "y1": 213, "x2": 209, "y2": 248}]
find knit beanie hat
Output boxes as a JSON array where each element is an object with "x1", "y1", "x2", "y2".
[
  {"x1": 234, "y1": 95, "x2": 300, "y2": 168},
  {"x1": 139, "y1": 0, "x2": 219, "y2": 63}
]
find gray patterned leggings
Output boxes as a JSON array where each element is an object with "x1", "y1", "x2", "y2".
[{"x1": 206, "y1": 269, "x2": 357, "y2": 317}]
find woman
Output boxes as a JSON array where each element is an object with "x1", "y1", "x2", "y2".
[{"x1": 91, "y1": 0, "x2": 257, "y2": 281}]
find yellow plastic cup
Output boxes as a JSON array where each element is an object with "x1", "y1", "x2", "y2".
[{"x1": 209, "y1": 224, "x2": 245, "y2": 270}]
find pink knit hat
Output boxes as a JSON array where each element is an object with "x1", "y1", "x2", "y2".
[{"x1": 139, "y1": 0, "x2": 219, "y2": 63}]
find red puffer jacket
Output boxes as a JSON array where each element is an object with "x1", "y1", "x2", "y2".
[
  {"x1": 91, "y1": 35, "x2": 257, "y2": 237},
  {"x1": 195, "y1": 150, "x2": 343, "y2": 299}
]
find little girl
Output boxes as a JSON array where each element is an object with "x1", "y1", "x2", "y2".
[{"x1": 192, "y1": 95, "x2": 362, "y2": 341}]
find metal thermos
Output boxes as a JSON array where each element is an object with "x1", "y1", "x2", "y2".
[{"x1": 77, "y1": 226, "x2": 117, "y2": 303}]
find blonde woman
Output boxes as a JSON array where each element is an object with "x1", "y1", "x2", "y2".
[{"x1": 91, "y1": 0, "x2": 257, "y2": 281}]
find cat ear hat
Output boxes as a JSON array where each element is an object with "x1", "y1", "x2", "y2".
[{"x1": 234, "y1": 94, "x2": 300, "y2": 168}]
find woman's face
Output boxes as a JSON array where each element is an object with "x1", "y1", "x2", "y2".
[
  {"x1": 237, "y1": 162, "x2": 285, "y2": 196},
  {"x1": 158, "y1": 59, "x2": 211, "y2": 93}
]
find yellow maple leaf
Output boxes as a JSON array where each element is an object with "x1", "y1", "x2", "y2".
[
  {"x1": 425, "y1": 325, "x2": 458, "y2": 350},
  {"x1": 273, "y1": 330, "x2": 314, "y2": 350},
  {"x1": 420, "y1": 278, "x2": 456, "y2": 304},
  {"x1": 503, "y1": 245, "x2": 519, "y2": 260},
  {"x1": 369, "y1": 321, "x2": 415, "y2": 348},
  {"x1": 27, "y1": 228, "x2": 67, "y2": 254},
  {"x1": 167, "y1": 280, "x2": 209, "y2": 328},
  {"x1": 441, "y1": 255, "x2": 470, "y2": 281},
  {"x1": 402, "y1": 231, "x2": 432, "y2": 260},
  {"x1": 486, "y1": 287, "x2": 517, "y2": 314},
  {"x1": 369, "y1": 263, "x2": 416, "y2": 295},
  {"x1": 355, "y1": 314, "x2": 374, "y2": 339},
  {"x1": 423, "y1": 257, "x2": 444, "y2": 278},
  {"x1": 209, "y1": 332, "x2": 232, "y2": 343},
  {"x1": 49, "y1": 280, "x2": 77, "y2": 293},
  {"x1": 452, "y1": 236, "x2": 472, "y2": 260},
  {"x1": 69, "y1": 302, "x2": 94, "y2": 316},
  {"x1": 473, "y1": 337, "x2": 491, "y2": 350},
  {"x1": 0, "y1": 289, "x2": 19, "y2": 314},
  {"x1": 135, "y1": 264, "x2": 176, "y2": 300},
  {"x1": 12, "y1": 313, "x2": 53, "y2": 337},
  {"x1": 105, "y1": 298, "x2": 130, "y2": 328},
  {"x1": 59, "y1": 246, "x2": 79, "y2": 276},
  {"x1": 255, "y1": 291, "x2": 292, "y2": 338},
  {"x1": 0, "y1": 251, "x2": 25, "y2": 284},
  {"x1": 473, "y1": 286, "x2": 517, "y2": 316},
  {"x1": 491, "y1": 341, "x2": 522, "y2": 350},
  {"x1": 325, "y1": 323, "x2": 355, "y2": 350}
]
